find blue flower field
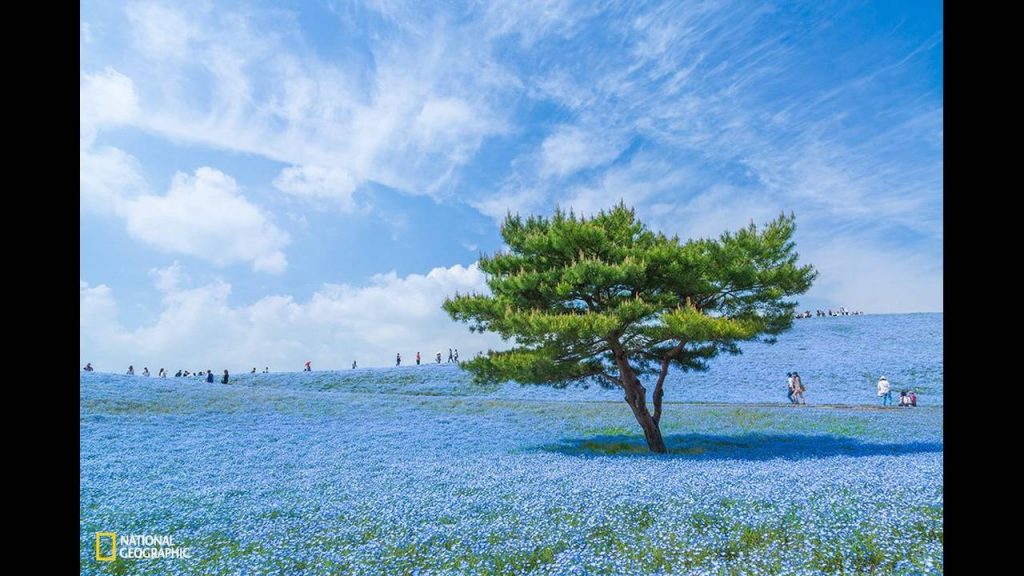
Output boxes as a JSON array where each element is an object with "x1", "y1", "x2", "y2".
[{"x1": 80, "y1": 313, "x2": 942, "y2": 575}]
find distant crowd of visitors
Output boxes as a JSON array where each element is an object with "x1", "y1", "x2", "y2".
[
  {"x1": 395, "y1": 348, "x2": 461, "y2": 367},
  {"x1": 794, "y1": 307, "x2": 863, "y2": 319},
  {"x1": 83, "y1": 348, "x2": 475, "y2": 380},
  {"x1": 114, "y1": 364, "x2": 233, "y2": 383}
]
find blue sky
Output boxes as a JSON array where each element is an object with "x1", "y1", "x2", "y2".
[{"x1": 80, "y1": 0, "x2": 943, "y2": 371}]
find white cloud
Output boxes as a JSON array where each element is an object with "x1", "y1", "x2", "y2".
[
  {"x1": 470, "y1": 185, "x2": 547, "y2": 222},
  {"x1": 411, "y1": 97, "x2": 497, "y2": 165},
  {"x1": 273, "y1": 165, "x2": 358, "y2": 208},
  {"x1": 120, "y1": 168, "x2": 289, "y2": 273},
  {"x1": 149, "y1": 261, "x2": 187, "y2": 294},
  {"x1": 80, "y1": 145, "x2": 147, "y2": 213},
  {"x1": 563, "y1": 154, "x2": 689, "y2": 219},
  {"x1": 646, "y1": 184, "x2": 783, "y2": 242},
  {"x1": 80, "y1": 262, "x2": 507, "y2": 370},
  {"x1": 80, "y1": 22, "x2": 93, "y2": 44},
  {"x1": 540, "y1": 125, "x2": 625, "y2": 178},
  {"x1": 80, "y1": 68, "x2": 146, "y2": 212},
  {"x1": 80, "y1": 68, "x2": 139, "y2": 141},
  {"x1": 126, "y1": 2, "x2": 196, "y2": 60}
]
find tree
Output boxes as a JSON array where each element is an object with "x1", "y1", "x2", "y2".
[{"x1": 443, "y1": 203, "x2": 816, "y2": 453}]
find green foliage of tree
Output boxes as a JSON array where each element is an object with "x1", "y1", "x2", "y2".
[{"x1": 443, "y1": 203, "x2": 816, "y2": 453}]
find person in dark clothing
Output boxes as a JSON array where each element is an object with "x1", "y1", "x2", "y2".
[
  {"x1": 83, "y1": 363, "x2": 94, "y2": 372},
  {"x1": 175, "y1": 370, "x2": 182, "y2": 377},
  {"x1": 416, "y1": 352, "x2": 421, "y2": 365},
  {"x1": 251, "y1": 367, "x2": 256, "y2": 374},
  {"x1": 222, "y1": 370, "x2": 230, "y2": 384},
  {"x1": 352, "y1": 360, "x2": 357, "y2": 369},
  {"x1": 396, "y1": 352, "x2": 402, "y2": 366},
  {"x1": 206, "y1": 370, "x2": 214, "y2": 383},
  {"x1": 448, "y1": 348, "x2": 454, "y2": 363}
]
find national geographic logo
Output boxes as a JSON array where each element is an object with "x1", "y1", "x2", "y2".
[
  {"x1": 95, "y1": 532, "x2": 116, "y2": 561},
  {"x1": 95, "y1": 532, "x2": 191, "y2": 561}
]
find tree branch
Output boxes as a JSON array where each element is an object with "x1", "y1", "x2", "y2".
[
  {"x1": 653, "y1": 340, "x2": 687, "y2": 424},
  {"x1": 598, "y1": 371, "x2": 623, "y2": 388}
]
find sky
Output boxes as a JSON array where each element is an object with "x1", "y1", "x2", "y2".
[{"x1": 80, "y1": 0, "x2": 943, "y2": 372}]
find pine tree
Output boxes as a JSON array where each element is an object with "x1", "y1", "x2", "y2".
[{"x1": 443, "y1": 203, "x2": 816, "y2": 453}]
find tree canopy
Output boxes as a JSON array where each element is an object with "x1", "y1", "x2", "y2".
[{"x1": 443, "y1": 203, "x2": 816, "y2": 452}]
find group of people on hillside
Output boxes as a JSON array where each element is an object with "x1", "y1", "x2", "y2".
[
  {"x1": 876, "y1": 376, "x2": 917, "y2": 407},
  {"x1": 794, "y1": 307, "x2": 864, "y2": 319},
  {"x1": 394, "y1": 348, "x2": 460, "y2": 366},
  {"x1": 93, "y1": 364, "x2": 234, "y2": 384},
  {"x1": 781, "y1": 373, "x2": 922, "y2": 408},
  {"x1": 88, "y1": 348, "x2": 474, "y2": 376}
]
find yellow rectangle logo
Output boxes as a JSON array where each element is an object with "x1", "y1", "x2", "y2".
[{"x1": 95, "y1": 532, "x2": 116, "y2": 562}]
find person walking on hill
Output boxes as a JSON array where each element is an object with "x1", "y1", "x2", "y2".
[
  {"x1": 416, "y1": 351, "x2": 421, "y2": 365},
  {"x1": 786, "y1": 373, "x2": 795, "y2": 404},
  {"x1": 436, "y1": 352, "x2": 442, "y2": 364},
  {"x1": 222, "y1": 369, "x2": 230, "y2": 384},
  {"x1": 877, "y1": 376, "x2": 892, "y2": 406},
  {"x1": 454, "y1": 349, "x2": 459, "y2": 363},
  {"x1": 396, "y1": 352, "x2": 402, "y2": 366},
  {"x1": 304, "y1": 360, "x2": 312, "y2": 372},
  {"x1": 448, "y1": 348, "x2": 454, "y2": 363},
  {"x1": 792, "y1": 372, "x2": 806, "y2": 404},
  {"x1": 352, "y1": 360, "x2": 357, "y2": 369}
]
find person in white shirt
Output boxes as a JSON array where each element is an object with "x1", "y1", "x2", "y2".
[{"x1": 877, "y1": 376, "x2": 892, "y2": 406}]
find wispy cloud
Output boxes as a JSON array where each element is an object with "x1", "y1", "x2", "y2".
[{"x1": 85, "y1": 1, "x2": 514, "y2": 210}]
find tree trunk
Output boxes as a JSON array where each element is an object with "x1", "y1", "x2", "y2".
[
  {"x1": 621, "y1": 376, "x2": 667, "y2": 453},
  {"x1": 612, "y1": 344, "x2": 667, "y2": 453}
]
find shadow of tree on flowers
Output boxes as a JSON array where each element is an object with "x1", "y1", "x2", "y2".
[{"x1": 540, "y1": 433, "x2": 943, "y2": 460}]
